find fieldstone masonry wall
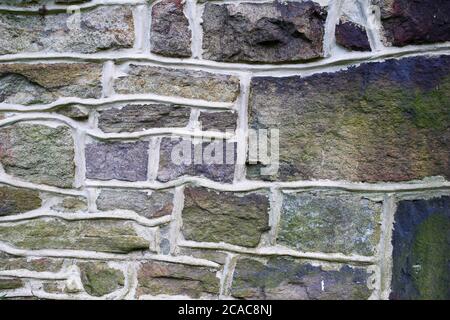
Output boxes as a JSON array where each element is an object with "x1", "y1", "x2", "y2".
[{"x1": 0, "y1": 0, "x2": 449, "y2": 300}]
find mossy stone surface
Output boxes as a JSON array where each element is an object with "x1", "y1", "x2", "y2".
[
  {"x1": 278, "y1": 191, "x2": 382, "y2": 256},
  {"x1": 0, "y1": 186, "x2": 42, "y2": 216},
  {"x1": 182, "y1": 186, "x2": 270, "y2": 247},
  {"x1": 0, "y1": 218, "x2": 150, "y2": 254},
  {"x1": 248, "y1": 55, "x2": 450, "y2": 182},
  {"x1": 137, "y1": 260, "x2": 220, "y2": 298},
  {"x1": 79, "y1": 262, "x2": 125, "y2": 297},
  {"x1": 390, "y1": 196, "x2": 450, "y2": 300},
  {"x1": 0, "y1": 124, "x2": 75, "y2": 188}
]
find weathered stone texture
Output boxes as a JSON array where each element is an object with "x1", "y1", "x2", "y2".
[
  {"x1": 182, "y1": 186, "x2": 270, "y2": 247},
  {"x1": 390, "y1": 196, "x2": 450, "y2": 300},
  {"x1": 85, "y1": 141, "x2": 149, "y2": 182},
  {"x1": 0, "y1": 253, "x2": 64, "y2": 272},
  {"x1": 335, "y1": 20, "x2": 371, "y2": 51},
  {"x1": 0, "y1": 186, "x2": 42, "y2": 216},
  {"x1": 0, "y1": 6, "x2": 134, "y2": 55},
  {"x1": 0, "y1": 63, "x2": 102, "y2": 105},
  {"x1": 51, "y1": 196, "x2": 88, "y2": 213},
  {"x1": 279, "y1": 191, "x2": 382, "y2": 256},
  {"x1": 0, "y1": 278, "x2": 23, "y2": 290},
  {"x1": 79, "y1": 262, "x2": 125, "y2": 297},
  {"x1": 98, "y1": 104, "x2": 191, "y2": 133},
  {"x1": 137, "y1": 261, "x2": 220, "y2": 298},
  {"x1": 0, "y1": 124, "x2": 75, "y2": 188},
  {"x1": 202, "y1": 1, "x2": 326, "y2": 63},
  {"x1": 151, "y1": 0, "x2": 191, "y2": 58},
  {"x1": 113, "y1": 65, "x2": 240, "y2": 102},
  {"x1": 373, "y1": 0, "x2": 450, "y2": 46},
  {"x1": 56, "y1": 105, "x2": 90, "y2": 120},
  {"x1": 248, "y1": 55, "x2": 450, "y2": 182},
  {"x1": 0, "y1": 218, "x2": 150, "y2": 253},
  {"x1": 97, "y1": 189, "x2": 174, "y2": 219},
  {"x1": 198, "y1": 111, "x2": 238, "y2": 132},
  {"x1": 158, "y1": 137, "x2": 236, "y2": 183},
  {"x1": 231, "y1": 257, "x2": 372, "y2": 300}
]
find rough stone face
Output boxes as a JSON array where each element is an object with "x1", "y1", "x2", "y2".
[
  {"x1": 0, "y1": 186, "x2": 42, "y2": 216},
  {"x1": 335, "y1": 20, "x2": 371, "y2": 51},
  {"x1": 278, "y1": 191, "x2": 382, "y2": 256},
  {"x1": 0, "y1": 6, "x2": 134, "y2": 55},
  {"x1": 85, "y1": 141, "x2": 149, "y2": 182},
  {"x1": 182, "y1": 186, "x2": 270, "y2": 247},
  {"x1": 0, "y1": 63, "x2": 102, "y2": 105},
  {"x1": 0, "y1": 218, "x2": 150, "y2": 253},
  {"x1": 0, "y1": 278, "x2": 23, "y2": 290},
  {"x1": 390, "y1": 196, "x2": 450, "y2": 300},
  {"x1": 373, "y1": 0, "x2": 450, "y2": 46},
  {"x1": 248, "y1": 55, "x2": 450, "y2": 182},
  {"x1": 151, "y1": 0, "x2": 191, "y2": 58},
  {"x1": 114, "y1": 65, "x2": 240, "y2": 102},
  {"x1": 198, "y1": 111, "x2": 238, "y2": 132},
  {"x1": 97, "y1": 189, "x2": 174, "y2": 219},
  {"x1": 230, "y1": 257, "x2": 372, "y2": 300},
  {"x1": 137, "y1": 261, "x2": 220, "y2": 298},
  {"x1": 0, "y1": 253, "x2": 64, "y2": 272},
  {"x1": 56, "y1": 105, "x2": 90, "y2": 120},
  {"x1": 98, "y1": 104, "x2": 191, "y2": 133},
  {"x1": 157, "y1": 137, "x2": 236, "y2": 183},
  {"x1": 79, "y1": 262, "x2": 125, "y2": 297},
  {"x1": 0, "y1": 124, "x2": 75, "y2": 188},
  {"x1": 202, "y1": 1, "x2": 326, "y2": 63}
]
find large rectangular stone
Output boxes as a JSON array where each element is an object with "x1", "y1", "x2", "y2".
[
  {"x1": 279, "y1": 191, "x2": 382, "y2": 256},
  {"x1": 0, "y1": 6, "x2": 134, "y2": 55},
  {"x1": 182, "y1": 186, "x2": 270, "y2": 247},
  {"x1": 248, "y1": 55, "x2": 450, "y2": 182},
  {"x1": 390, "y1": 195, "x2": 450, "y2": 300},
  {"x1": 0, "y1": 218, "x2": 150, "y2": 253},
  {"x1": 113, "y1": 65, "x2": 240, "y2": 102},
  {"x1": 202, "y1": 1, "x2": 326, "y2": 63},
  {"x1": 0, "y1": 63, "x2": 102, "y2": 105},
  {"x1": 230, "y1": 257, "x2": 372, "y2": 300}
]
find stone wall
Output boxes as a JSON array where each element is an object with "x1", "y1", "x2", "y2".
[{"x1": 0, "y1": 0, "x2": 449, "y2": 300}]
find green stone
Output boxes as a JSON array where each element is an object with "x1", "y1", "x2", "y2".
[
  {"x1": 0, "y1": 218, "x2": 150, "y2": 253},
  {"x1": 0, "y1": 278, "x2": 23, "y2": 290},
  {"x1": 79, "y1": 262, "x2": 125, "y2": 297},
  {"x1": 137, "y1": 261, "x2": 220, "y2": 298},
  {"x1": 182, "y1": 186, "x2": 270, "y2": 247},
  {"x1": 0, "y1": 124, "x2": 75, "y2": 188},
  {"x1": 0, "y1": 186, "x2": 42, "y2": 216},
  {"x1": 278, "y1": 191, "x2": 382, "y2": 256}
]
